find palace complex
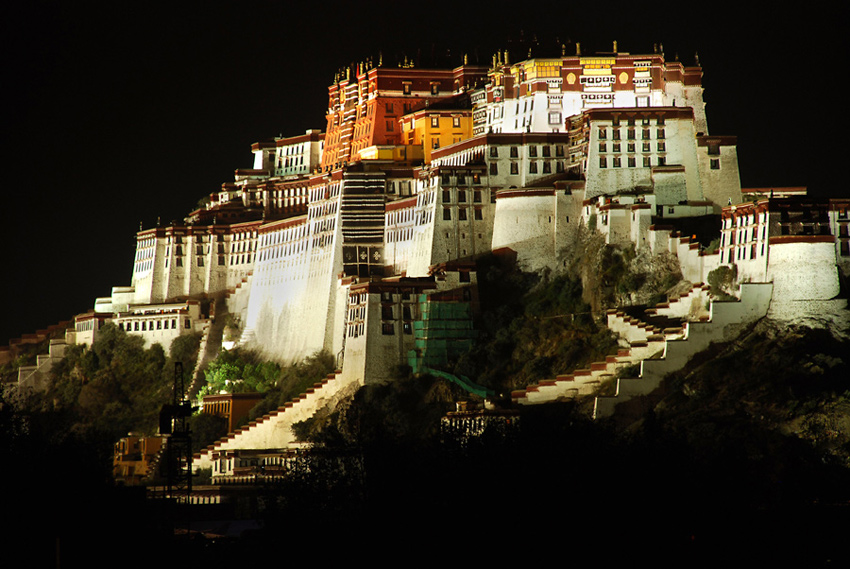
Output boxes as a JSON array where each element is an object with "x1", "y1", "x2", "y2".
[{"x1": 9, "y1": 46, "x2": 849, "y2": 478}]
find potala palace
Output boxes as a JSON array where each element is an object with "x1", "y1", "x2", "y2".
[{"x1": 11, "y1": 46, "x2": 850, "y2": 478}]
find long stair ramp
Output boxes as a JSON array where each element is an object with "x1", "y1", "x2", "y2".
[
  {"x1": 193, "y1": 370, "x2": 354, "y2": 472},
  {"x1": 593, "y1": 282, "x2": 773, "y2": 418},
  {"x1": 509, "y1": 282, "x2": 772, "y2": 415}
]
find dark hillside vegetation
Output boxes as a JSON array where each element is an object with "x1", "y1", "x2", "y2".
[
  {"x1": 453, "y1": 254, "x2": 618, "y2": 393},
  {"x1": 13, "y1": 324, "x2": 200, "y2": 469}
]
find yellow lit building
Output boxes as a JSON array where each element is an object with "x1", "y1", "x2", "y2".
[
  {"x1": 113, "y1": 436, "x2": 165, "y2": 485},
  {"x1": 399, "y1": 109, "x2": 474, "y2": 163}
]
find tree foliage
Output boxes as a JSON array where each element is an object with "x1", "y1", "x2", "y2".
[
  {"x1": 199, "y1": 348, "x2": 282, "y2": 398},
  {"x1": 452, "y1": 256, "x2": 617, "y2": 393},
  {"x1": 10, "y1": 324, "x2": 200, "y2": 477}
]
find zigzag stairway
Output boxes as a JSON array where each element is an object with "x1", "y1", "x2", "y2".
[{"x1": 510, "y1": 281, "x2": 773, "y2": 418}]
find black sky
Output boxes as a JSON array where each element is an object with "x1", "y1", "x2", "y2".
[{"x1": 2, "y1": 2, "x2": 847, "y2": 345}]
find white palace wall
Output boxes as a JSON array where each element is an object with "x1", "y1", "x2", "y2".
[{"x1": 767, "y1": 239, "x2": 840, "y2": 302}]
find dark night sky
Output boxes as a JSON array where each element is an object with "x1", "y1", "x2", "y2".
[{"x1": 2, "y1": 2, "x2": 846, "y2": 345}]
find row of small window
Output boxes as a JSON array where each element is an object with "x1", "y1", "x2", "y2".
[
  {"x1": 117, "y1": 319, "x2": 191, "y2": 332},
  {"x1": 166, "y1": 254, "x2": 251, "y2": 268},
  {"x1": 491, "y1": 145, "x2": 566, "y2": 158},
  {"x1": 720, "y1": 243, "x2": 766, "y2": 263},
  {"x1": 381, "y1": 322, "x2": 413, "y2": 335},
  {"x1": 260, "y1": 242, "x2": 307, "y2": 261},
  {"x1": 440, "y1": 173, "x2": 483, "y2": 185},
  {"x1": 600, "y1": 142, "x2": 665, "y2": 153},
  {"x1": 442, "y1": 190, "x2": 484, "y2": 203},
  {"x1": 599, "y1": 128, "x2": 665, "y2": 140},
  {"x1": 489, "y1": 161, "x2": 566, "y2": 175},
  {"x1": 442, "y1": 207, "x2": 484, "y2": 221},
  {"x1": 610, "y1": 116, "x2": 665, "y2": 127},
  {"x1": 599, "y1": 156, "x2": 666, "y2": 168},
  {"x1": 383, "y1": 102, "x2": 417, "y2": 115},
  {"x1": 723, "y1": 226, "x2": 766, "y2": 246},
  {"x1": 381, "y1": 306, "x2": 414, "y2": 320}
]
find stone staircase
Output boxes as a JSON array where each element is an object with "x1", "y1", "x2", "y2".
[
  {"x1": 594, "y1": 282, "x2": 773, "y2": 417},
  {"x1": 14, "y1": 338, "x2": 70, "y2": 392},
  {"x1": 193, "y1": 370, "x2": 356, "y2": 472},
  {"x1": 510, "y1": 282, "x2": 773, "y2": 417}
]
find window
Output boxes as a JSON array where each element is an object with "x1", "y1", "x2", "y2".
[
  {"x1": 458, "y1": 190, "x2": 466, "y2": 203},
  {"x1": 403, "y1": 322, "x2": 412, "y2": 335},
  {"x1": 529, "y1": 146, "x2": 537, "y2": 157},
  {"x1": 599, "y1": 157, "x2": 607, "y2": 168},
  {"x1": 510, "y1": 162, "x2": 518, "y2": 175},
  {"x1": 613, "y1": 157, "x2": 621, "y2": 168},
  {"x1": 382, "y1": 306, "x2": 394, "y2": 320},
  {"x1": 197, "y1": 257, "x2": 204, "y2": 267},
  {"x1": 642, "y1": 128, "x2": 650, "y2": 139},
  {"x1": 473, "y1": 190, "x2": 482, "y2": 203},
  {"x1": 529, "y1": 162, "x2": 538, "y2": 173},
  {"x1": 628, "y1": 156, "x2": 636, "y2": 167},
  {"x1": 490, "y1": 163, "x2": 498, "y2": 175},
  {"x1": 613, "y1": 143, "x2": 620, "y2": 153},
  {"x1": 657, "y1": 116, "x2": 665, "y2": 125},
  {"x1": 430, "y1": 116, "x2": 439, "y2": 128},
  {"x1": 657, "y1": 141, "x2": 666, "y2": 152},
  {"x1": 432, "y1": 138, "x2": 440, "y2": 149},
  {"x1": 386, "y1": 121, "x2": 394, "y2": 132},
  {"x1": 458, "y1": 208, "x2": 467, "y2": 221},
  {"x1": 185, "y1": 319, "x2": 191, "y2": 329},
  {"x1": 386, "y1": 103, "x2": 394, "y2": 114},
  {"x1": 598, "y1": 128, "x2": 607, "y2": 139},
  {"x1": 403, "y1": 83, "x2": 411, "y2": 95},
  {"x1": 474, "y1": 208, "x2": 483, "y2": 220},
  {"x1": 628, "y1": 128, "x2": 635, "y2": 140},
  {"x1": 548, "y1": 111, "x2": 561, "y2": 125},
  {"x1": 642, "y1": 118, "x2": 651, "y2": 126},
  {"x1": 710, "y1": 159, "x2": 720, "y2": 170},
  {"x1": 643, "y1": 156, "x2": 651, "y2": 167},
  {"x1": 643, "y1": 142, "x2": 651, "y2": 152},
  {"x1": 452, "y1": 116, "x2": 461, "y2": 128},
  {"x1": 510, "y1": 146, "x2": 518, "y2": 158},
  {"x1": 542, "y1": 161, "x2": 551, "y2": 173},
  {"x1": 628, "y1": 143, "x2": 635, "y2": 153},
  {"x1": 490, "y1": 146, "x2": 499, "y2": 158},
  {"x1": 556, "y1": 145, "x2": 564, "y2": 157},
  {"x1": 658, "y1": 156, "x2": 666, "y2": 166},
  {"x1": 431, "y1": 83, "x2": 439, "y2": 95},
  {"x1": 657, "y1": 128, "x2": 665, "y2": 139},
  {"x1": 542, "y1": 146, "x2": 551, "y2": 157},
  {"x1": 599, "y1": 143, "x2": 607, "y2": 153},
  {"x1": 613, "y1": 129, "x2": 621, "y2": 140},
  {"x1": 443, "y1": 208, "x2": 451, "y2": 220},
  {"x1": 382, "y1": 323, "x2": 394, "y2": 335}
]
